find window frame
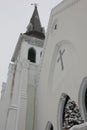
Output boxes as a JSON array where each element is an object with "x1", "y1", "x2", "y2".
[
  {"x1": 28, "y1": 47, "x2": 36, "y2": 63},
  {"x1": 45, "y1": 121, "x2": 54, "y2": 130},
  {"x1": 78, "y1": 76, "x2": 87, "y2": 121},
  {"x1": 57, "y1": 93, "x2": 70, "y2": 130}
]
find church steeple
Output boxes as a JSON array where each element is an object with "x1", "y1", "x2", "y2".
[{"x1": 25, "y1": 5, "x2": 45, "y2": 40}]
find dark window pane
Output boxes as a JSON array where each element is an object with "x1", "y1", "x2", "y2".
[
  {"x1": 28, "y1": 48, "x2": 36, "y2": 63},
  {"x1": 45, "y1": 121, "x2": 53, "y2": 130},
  {"x1": 50, "y1": 124, "x2": 53, "y2": 130}
]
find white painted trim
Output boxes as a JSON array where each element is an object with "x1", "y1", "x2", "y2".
[
  {"x1": 57, "y1": 93, "x2": 70, "y2": 130},
  {"x1": 51, "y1": 0, "x2": 80, "y2": 16},
  {"x1": 9, "y1": 105, "x2": 18, "y2": 110},
  {"x1": 78, "y1": 76, "x2": 87, "y2": 121},
  {"x1": 45, "y1": 121, "x2": 53, "y2": 130}
]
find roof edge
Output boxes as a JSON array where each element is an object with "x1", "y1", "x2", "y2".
[{"x1": 51, "y1": 0, "x2": 80, "y2": 16}]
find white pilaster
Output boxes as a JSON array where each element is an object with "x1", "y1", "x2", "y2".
[
  {"x1": 15, "y1": 60, "x2": 29, "y2": 130},
  {"x1": 0, "y1": 63, "x2": 16, "y2": 130},
  {"x1": 5, "y1": 62, "x2": 22, "y2": 130}
]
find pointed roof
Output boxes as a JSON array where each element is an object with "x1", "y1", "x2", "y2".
[{"x1": 25, "y1": 5, "x2": 45, "y2": 40}]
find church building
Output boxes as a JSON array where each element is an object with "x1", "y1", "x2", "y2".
[{"x1": 0, "y1": 0, "x2": 87, "y2": 130}]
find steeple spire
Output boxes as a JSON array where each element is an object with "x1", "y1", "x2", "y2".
[{"x1": 25, "y1": 5, "x2": 45, "y2": 40}]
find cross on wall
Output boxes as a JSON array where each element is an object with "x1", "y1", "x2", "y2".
[{"x1": 57, "y1": 49, "x2": 65, "y2": 71}]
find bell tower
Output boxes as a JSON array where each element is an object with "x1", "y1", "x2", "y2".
[
  {"x1": 12, "y1": 4, "x2": 45, "y2": 65},
  {"x1": 23, "y1": 4, "x2": 45, "y2": 65},
  {"x1": 0, "y1": 5, "x2": 45, "y2": 130}
]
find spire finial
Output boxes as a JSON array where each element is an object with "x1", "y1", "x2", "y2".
[
  {"x1": 25, "y1": 3, "x2": 45, "y2": 40},
  {"x1": 31, "y1": 3, "x2": 38, "y2": 8}
]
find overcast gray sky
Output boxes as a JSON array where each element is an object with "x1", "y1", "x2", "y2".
[{"x1": 0, "y1": 0, "x2": 63, "y2": 94}]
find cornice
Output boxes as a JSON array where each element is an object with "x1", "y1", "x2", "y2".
[
  {"x1": 11, "y1": 34, "x2": 44, "y2": 62},
  {"x1": 51, "y1": 0, "x2": 80, "y2": 16},
  {"x1": 22, "y1": 34, "x2": 44, "y2": 47}
]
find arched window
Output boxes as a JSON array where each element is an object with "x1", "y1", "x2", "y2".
[
  {"x1": 40, "y1": 51, "x2": 42, "y2": 57},
  {"x1": 85, "y1": 88, "x2": 87, "y2": 111},
  {"x1": 28, "y1": 48, "x2": 36, "y2": 63},
  {"x1": 57, "y1": 93, "x2": 83, "y2": 130},
  {"x1": 45, "y1": 121, "x2": 53, "y2": 130},
  {"x1": 57, "y1": 93, "x2": 70, "y2": 130},
  {"x1": 54, "y1": 24, "x2": 57, "y2": 30},
  {"x1": 79, "y1": 76, "x2": 87, "y2": 121},
  {"x1": 63, "y1": 99, "x2": 83, "y2": 129}
]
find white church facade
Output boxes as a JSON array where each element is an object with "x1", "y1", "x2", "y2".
[{"x1": 0, "y1": 0, "x2": 87, "y2": 130}]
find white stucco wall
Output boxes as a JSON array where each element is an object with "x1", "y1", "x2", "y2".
[
  {"x1": 0, "y1": 63, "x2": 16, "y2": 130},
  {"x1": 36, "y1": 1, "x2": 87, "y2": 130},
  {"x1": 20, "y1": 40, "x2": 43, "y2": 65},
  {"x1": 1, "y1": 82, "x2": 6, "y2": 99},
  {"x1": 0, "y1": 31, "x2": 44, "y2": 130}
]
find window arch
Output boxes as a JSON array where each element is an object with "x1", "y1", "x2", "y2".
[
  {"x1": 85, "y1": 88, "x2": 87, "y2": 111},
  {"x1": 40, "y1": 51, "x2": 42, "y2": 57},
  {"x1": 45, "y1": 121, "x2": 54, "y2": 130},
  {"x1": 28, "y1": 48, "x2": 36, "y2": 63},
  {"x1": 57, "y1": 93, "x2": 83, "y2": 130},
  {"x1": 57, "y1": 93, "x2": 70, "y2": 130},
  {"x1": 79, "y1": 76, "x2": 87, "y2": 121}
]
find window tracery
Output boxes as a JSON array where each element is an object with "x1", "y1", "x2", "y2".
[
  {"x1": 57, "y1": 93, "x2": 84, "y2": 130},
  {"x1": 78, "y1": 76, "x2": 87, "y2": 121},
  {"x1": 63, "y1": 99, "x2": 84, "y2": 130}
]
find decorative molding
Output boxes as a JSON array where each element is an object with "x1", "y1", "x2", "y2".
[
  {"x1": 9, "y1": 105, "x2": 18, "y2": 110},
  {"x1": 23, "y1": 34, "x2": 44, "y2": 48},
  {"x1": 57, "y1": 93, "x2": 70, "y2": 130},
  {"x1": 51, "y1": 0, "x2": 80, "y2": 16},
  {"x1": 78, "y1": 76, "x2": 87, "y2": 121}
]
